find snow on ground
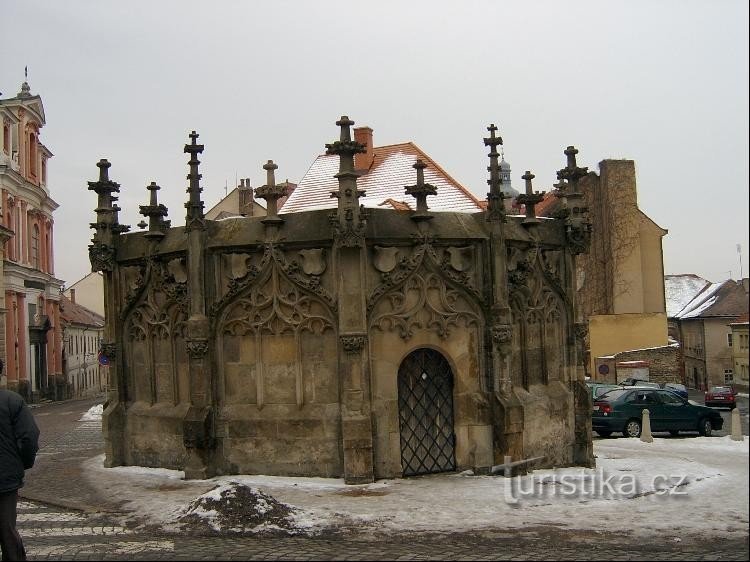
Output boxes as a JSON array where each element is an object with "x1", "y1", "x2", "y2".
[
  {"x1": 78, "y1": 404, "x2": 103, "y2": 421},
  {"x1": 81, "y1": 436, "x2": 749, "y2": 539}
]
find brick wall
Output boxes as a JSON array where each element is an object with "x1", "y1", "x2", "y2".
[{"x1": 613, "y1": 344, "x2": 681, "y2": 385}]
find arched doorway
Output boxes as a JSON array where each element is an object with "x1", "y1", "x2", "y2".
[{"x1": 398, "y1": 348, "x2": 456, "y2": 476}]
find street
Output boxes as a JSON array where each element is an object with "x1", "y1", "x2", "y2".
[{"x1": 15, "y1": 396, "x2": 750, "y2": 561}]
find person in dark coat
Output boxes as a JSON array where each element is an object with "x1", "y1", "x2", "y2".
[{"x1": 0, "y1": 388, "x2": 40, "y2": 561}]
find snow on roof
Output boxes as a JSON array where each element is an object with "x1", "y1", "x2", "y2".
[
  {"x1": 281, "y1": 143, "x2": 483, "y2": 215},
  {"x1": 676, "y1": 282, "x2": 725, "y2": 319},
  {"x1": 664, "y1": 274, "x2": 711, "y2": 317}
]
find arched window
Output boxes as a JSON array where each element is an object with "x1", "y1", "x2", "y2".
[
  {"x1": 31, "y1": 223, "x2": 40, "y2": 269},
  {"x1": 29, "y1": 132, "x2": 37, "y2": 175}
]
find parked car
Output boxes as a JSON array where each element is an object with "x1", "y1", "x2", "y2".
[
  {"x1": 618, "y1": 378, "x2": 660, "y2": 389},
  {"x1": 704, "y1": 386, "x2": 737, "y2": 409},
  {"x1": 586, "y1": 382, "x2": 621, "y2": 400},
  {"x1": 592, "y1": 387, "x2": 724, "y2": 438},
  {"x1": 661, "y1": 383, "x2": 688, "y2": 400}
]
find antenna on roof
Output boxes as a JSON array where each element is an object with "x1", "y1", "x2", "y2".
[
  {"x1": 224, "y1": 180, "x2": 228, "y2": 197},
  {"x1": 737, "y1": 243, "x2": 743, "y2": 279},
  {"x1": 25, "y1": 66, "x2": 28, "y2": 79}
]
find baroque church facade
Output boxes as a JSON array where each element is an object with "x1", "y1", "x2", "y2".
[
  {"x1": 0, "y1": 78, "x2": 64, "y2": 399},
  {"x1": 91, "y1": 117, "x2": 594, "y2": 483}
]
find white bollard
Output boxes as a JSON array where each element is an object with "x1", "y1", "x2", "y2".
[
  {"x1": 731, "y1": 407, "x2": 744, "y2": 441},
  {"x1": 640, "y1": 409, "x2": 653, "y2": 443}
]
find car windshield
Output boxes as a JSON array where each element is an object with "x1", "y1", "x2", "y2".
[
  {"x1": 710, "y1": 387, "x2": 733, "y2": 394},
  {"x1": 596, "y1": 389, "x2": 629, "y2": 402}
]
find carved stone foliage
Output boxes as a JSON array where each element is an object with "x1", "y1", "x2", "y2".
[
  {"x1": 123, "y1": 256, "x2": 188, "y2": 329},
  {"x1": 370, "y1": 271, "x2": 480, "y2": 340},
  {"x1": 89, "y1": 242, "x2": 115, "y2": 272},
  {"x1": 368, "y1": 239, "x2": 483, "y2": 316},
  {"x1": 566, "y1": 223, "x2": 592, "y2": 256},
  {"x1": 212, "y1": 244, "x2": 335, "y2": 320},
  {"x1": 220, "y1": 260, "x2": 335, "y2": 337},
  {"x1": 329, "y1": 207, "x2": 368, "y2": 248},
  {"x1": 341, "y1": 335, "x2": 367, "y2": 354}
]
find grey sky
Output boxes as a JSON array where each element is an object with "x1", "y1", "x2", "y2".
[{"x1": 2, "y1": 0, "x2": 748, "y2": 287}]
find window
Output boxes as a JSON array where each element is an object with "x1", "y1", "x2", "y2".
[
  {"x1": 31, "y1": 224, "x2": 40, "y2": 269},
  {"x1": 727, "y1": 333, "x2": 733, "y2": 347},
  {"x1": 2, "y1": 125, "x2": 8, "y2": 154},
  {"x1": 724, "y1": 369, "x2": 734, "y2": 384},
  {"x1": 28, "y1": 132, "x2": 37, "y2": 176},
  {"x1": 660, "y1": 391, "x2": 683, "y2": 405}
]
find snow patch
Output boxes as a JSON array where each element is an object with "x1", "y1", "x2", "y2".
[{"x1": 78, "y1": 404, "x2": 103, "y2": 421}]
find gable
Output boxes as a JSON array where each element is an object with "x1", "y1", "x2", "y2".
[{"x1": 281, "y1": 142, "x2": 483, "y2": 214}]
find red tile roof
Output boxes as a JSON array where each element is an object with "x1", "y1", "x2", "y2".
[
  {"x1": 535, "y1": 191, "x2": 561, "y2": 217},
  {"x1": 281, "y1": 142, "x2": 484, "y2": 214},
  {"x1": 59, "y1": 295, "x2": 105, "y2": 328}
]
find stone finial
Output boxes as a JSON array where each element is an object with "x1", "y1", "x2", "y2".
[
  {"x1": 184, "y1": 130, "x2": 205, "y2": 231},
  {"x1": 18, "y1": 67, "x2": 31, "y2": 98},
  {"x1": 404, "y1": 159, "x2": 437, "y2": 221},
  {"x1": 88, "y1": 159, "x2": 121, "y2": 223},
  {"x1": 554, "y1": 145, "x2": 592, "y2": 254},
  {"x1": 516, "y1": 170, "x2": 545, "y2": 226},
  {"x1": 255, "y1": 159, "x2": 287, "y2": 224},
  {"x1": 556, "y1": 145, "x2": 588, "y2": 196},
  {"x1": 139, "y1": 181, "x2": 169, "y2": 240},
  {"x1": 325, "y1": 115, "x2": 366, "y2": 233},
  {"x1": 88, "y1": 159, "x2": 128, "y2": 271},
  {"x1": 484, "y1": 123, "x2": 506, "y2": 222}
]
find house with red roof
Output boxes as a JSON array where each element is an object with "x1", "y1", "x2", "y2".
[{"x1": 281, "y1": 127, "x2": 484, "y2": 214}]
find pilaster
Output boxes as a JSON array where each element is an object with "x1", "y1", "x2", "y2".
[
  {"x1": 326, "y1": 116, "x2": 375, "y2": 484},
  {"x1": 182, "y1": 131, "x2": 214, "y2": 480}
]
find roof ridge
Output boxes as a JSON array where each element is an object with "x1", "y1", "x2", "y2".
[{"x1": 404, "y1": 142, "x2": 483, "y2": 208}]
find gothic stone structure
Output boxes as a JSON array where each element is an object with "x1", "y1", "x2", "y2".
[{"x1": 90, "y1": 118, "x2": 594, "y2": 483}]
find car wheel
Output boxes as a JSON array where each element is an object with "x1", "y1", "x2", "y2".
[
  {"x1": 596, "y1": 430, "x2": 612, "y2": 438},
  {"x1": 624, "y1": 419, "x2": 642, "y2": 438},
  {"x1": 698, "y1": 418, "x2": 713, "y2": 437},
  {"x1": 669, "y1": 430, "x2": 679, "y2": 436}
]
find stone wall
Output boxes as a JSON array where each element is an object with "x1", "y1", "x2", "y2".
[
  {"x1": 91, "y1": 121, "x2": 595, "y2": 483},
  {"x1": 613, "y1": 344, "x2": 681, "y2": 385}
]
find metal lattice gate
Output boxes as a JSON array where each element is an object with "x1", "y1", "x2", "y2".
[{"x1": 398, "y1": 349, "x2": 456, "y2": 477}]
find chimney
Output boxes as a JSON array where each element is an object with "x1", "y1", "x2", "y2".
[
  {"x1": 238, "y1": 177, "x2": 253, "y2": 216},
  {"x1": 70, "y1": 288, "x2": 76, "y2": 304},
  {"x1": 354, "y1": 126, "x2": 374, "y2": 172}
]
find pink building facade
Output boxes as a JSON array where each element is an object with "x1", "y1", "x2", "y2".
[{"x1": 0, "y1": 78, "x2": 63, "y2": 400}]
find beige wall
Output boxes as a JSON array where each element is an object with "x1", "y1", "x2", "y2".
[
  {"x1": 731, "y1": 324, "x2": 749, "y2": 389},
  {"x1": 65, "y1": 272, "x2": 104, "y2": 317},
  {"x1": 703, "y1": 318, "x2": 735, "y2": 388},
  {"x1": 589, "y1": 312, "x2": 668, "y2": 378},
  {"x1": 638, "y1": 215, "x2": 667, "y2": 314}
]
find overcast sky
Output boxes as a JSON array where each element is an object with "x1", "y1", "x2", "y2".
[{"x1": 2, "y1": 0, "x2": 748, "y2": 287}]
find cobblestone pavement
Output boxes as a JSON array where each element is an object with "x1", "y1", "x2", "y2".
[
  {"x1": 18, "y1": 499, "x2": 750, "y2": 561},
  {"x1": 17, "y1": 396, "x2": 750, "y2": 561}
]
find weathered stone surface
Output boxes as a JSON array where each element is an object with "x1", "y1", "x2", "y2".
[{"x1": 96, "y1": 123, "x2": 593, "y2": 483}]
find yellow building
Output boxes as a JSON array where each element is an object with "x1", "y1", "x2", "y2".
[
  {"x1": 730, "y1": 313, "x2": 749, "y2": 391},
  {"x1": 539, "y1": 159, "x2": 670, "y2": 380}
]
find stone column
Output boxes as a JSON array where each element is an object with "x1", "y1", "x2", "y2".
[
  {"x1": 326, "y1": 116, "x2": 375, "y2": 484},
  {"x1": 483, "y1": 123, "x2": 524, "y2": 465},
  {"x1": 555, "y1": 145, "x2": 594, "y2": 467},
  {"x1": 182, "y1": 131, "x2": 214, "y2": 480},
  {"x1": 88, "y1": 158, "x2": 129, "y2": 466}
]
